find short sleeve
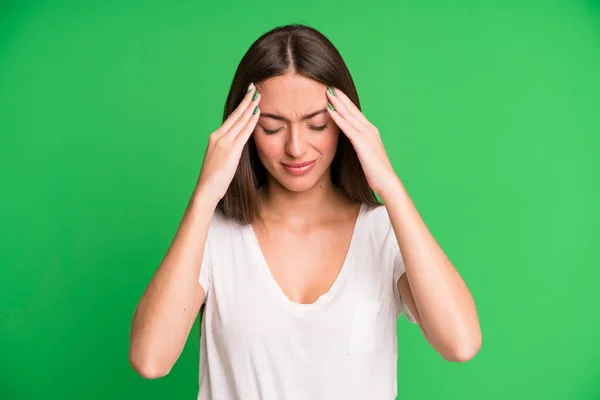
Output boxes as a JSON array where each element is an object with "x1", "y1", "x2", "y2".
[
  {"x1": 198, "y1": 236, "x2": 212, "y2": 301},
  {"x1": 392, "y1": 240, "x2": 417, "y2": 324}
]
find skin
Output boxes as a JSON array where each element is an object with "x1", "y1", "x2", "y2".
[
  {"x1": 129, "y1": 81, "x2": 263, "y2": 379},
  {"x1": 324, "y1": 80, "x2": 482, "y2": 362},
  {"x1": 251, "y1": 73, "x2": 362, "y2": 305},
  {"x1": 129, "y1": 72, "x2": 481, "y2": 380}
]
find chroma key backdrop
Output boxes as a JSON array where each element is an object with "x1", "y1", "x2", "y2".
[{"x1": 1, "y1": 1, "x2": 599, "y2": 399}]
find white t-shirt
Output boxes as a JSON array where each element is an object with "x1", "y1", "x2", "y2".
[{"x1": 197, "y1": 202, "x2": 417, "y2": 400}]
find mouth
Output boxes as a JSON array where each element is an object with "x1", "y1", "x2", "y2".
[
  {"x1": 281, "y1": 160, "x2": 316, "y2": 168},
  {"x1": 280, "y1": 159, "x2": 317, "y2": 176}
]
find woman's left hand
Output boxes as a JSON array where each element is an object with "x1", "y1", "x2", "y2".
[{"x1": 326, "y1": 86, "x2": 400, "y2": 197}]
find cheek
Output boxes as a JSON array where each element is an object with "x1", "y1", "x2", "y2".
[
  {"x1": 253, "y1": 135, "x2": 281, "y2": 161},
  {"x1": 315, "y1": 129, "x2": 340, "y2": 155}
]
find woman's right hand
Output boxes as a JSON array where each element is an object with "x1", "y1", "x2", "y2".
[{"x1": 195, "y1": 83, "x2": 261, "y2": 202}]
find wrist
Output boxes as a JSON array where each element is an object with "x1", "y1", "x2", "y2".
[
  {"x1": 191, "y1": 186, "x2": 221, "y2": 210},
  {"x1": 377, "y1": 175, "x2": 404, "y2": 201}
]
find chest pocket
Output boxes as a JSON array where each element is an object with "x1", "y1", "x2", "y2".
[{"x1": 348, "y1": 298, "x2": 389, "y2": 355}]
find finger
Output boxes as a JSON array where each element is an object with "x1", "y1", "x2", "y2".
[
  {"x1": 217, "y1": 83, "x2": 258, "y2": 136},
  {"x1": 233, "y1": 105, "x2": 260, "y2": 148},
  {"x1": 326, "y1": 87, "x2": 374, "y2": 131},
  {"x1": 224, "y1": 90, "x2": 261, "y2": 141},
  {"x1": 327, "y1": 103, "x2": 362, "y2": 143},
  {"x1": 326, "y1": 88, "x2": 369, "y2": 134}
]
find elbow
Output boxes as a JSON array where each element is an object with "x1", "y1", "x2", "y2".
[
  {"x1": 129, "y1": 348, "x2": 172, "y2": 379},
  {"x1": 443, "y1": 343, "x2": 480, "y2": 363},
  {"x1": 442, "y1": 333, "x2": 482, "y2": 363}
]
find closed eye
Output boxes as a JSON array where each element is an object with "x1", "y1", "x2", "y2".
[
  {"x1": 263, "y1": 127, "x2": 281, "y2": 135},
  {"x1": 262, "y1": 122, "x2": 329, "y2": 135},
  {"x1": 310, "y1": 123, "x2": 328, "y2": 131}
]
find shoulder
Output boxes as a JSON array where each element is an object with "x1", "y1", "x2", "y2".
[
  {"x1": 206, "y1": 208, "x2": 246, "y2": 238},
  {"x1": 358, "y1": 203, "x2": 397, "y2": 247},
  {"x1": 360, "y1": 203, "x2": 393, "y2": 231}
]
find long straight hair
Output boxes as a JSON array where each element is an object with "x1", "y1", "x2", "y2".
[{"x1": 218, "y1": 24, "x2": 381, "y2": 225}]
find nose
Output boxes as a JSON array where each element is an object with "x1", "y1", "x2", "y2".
[{"x1": 285, "y1": 125, "x2": 308, "y2": 158}]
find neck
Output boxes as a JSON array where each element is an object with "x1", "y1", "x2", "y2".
[{"x1": 258, "y1": 171, "x2": 347, "y2": 225}]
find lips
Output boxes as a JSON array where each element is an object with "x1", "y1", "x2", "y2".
[
  {"x1": 281, "y1": 160, "x2": 316, "y2": 168},
  {"x1": 281, "y1": 159, "x2": 317, "y2": 176}
]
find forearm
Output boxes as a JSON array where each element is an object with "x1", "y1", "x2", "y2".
[
  {"x1": 129, "y1": 188, "x2": 218, "y2": 378},
  {"x1": 381, "y1": 178, "x2": 481, "y2": 361}
]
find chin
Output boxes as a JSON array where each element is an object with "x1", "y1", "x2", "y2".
[{"x1": 280, "y1": 179, "x2": 319, "y2": 193}]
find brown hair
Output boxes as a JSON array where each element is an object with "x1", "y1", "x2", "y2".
[{"x1": 218, "y1": 24, "x2": 381, "y2": 224}]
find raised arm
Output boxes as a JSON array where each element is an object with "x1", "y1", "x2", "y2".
[
  {"x1": 129, "y1": 82, "x2": 262, "y2": 378},
  {"x1": 324, "y1": 86, "x2": 481, "y2": 362}
]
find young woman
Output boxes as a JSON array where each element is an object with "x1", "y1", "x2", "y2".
[{"x1": 129, "y1": 24, "x2": 481, "y2": 400}]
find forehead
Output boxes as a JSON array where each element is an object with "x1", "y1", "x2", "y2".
[{"x1": 256, "y1": 73, "x2": 327, "y2": 120}]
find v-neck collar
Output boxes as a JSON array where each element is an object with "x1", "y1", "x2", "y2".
[{"x1": 246, "y1": 203, "x2": 365, "y2": 311}]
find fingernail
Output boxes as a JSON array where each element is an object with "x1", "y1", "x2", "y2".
[
  {"x1": 247, "y1": 83, "x2": 254, "y2": 92},
  {"x1": 327, "y1": 101, "x2": 335, "y2": 111},
  {"x1": 253, "y1": 105, "x2": 259, "y2": 115},
  {"x1": 252, "y1": 90, "x2": 259, "y2": 101},
  {"x1": 327, "y1": 86, "x2": 335, "y2": 96}
]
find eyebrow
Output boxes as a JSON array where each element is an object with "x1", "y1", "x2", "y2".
[{"x1": 260, "y1": 108, "x2": 328, "y2": 122}]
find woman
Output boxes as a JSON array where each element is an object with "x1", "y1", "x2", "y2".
[{"x1": 129, "y1": 24, "x2": 481, "y2": 399}]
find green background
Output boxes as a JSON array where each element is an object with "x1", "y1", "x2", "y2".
[{"x1": 1, "y1": 0, "x2": 599, "y2": 399}]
